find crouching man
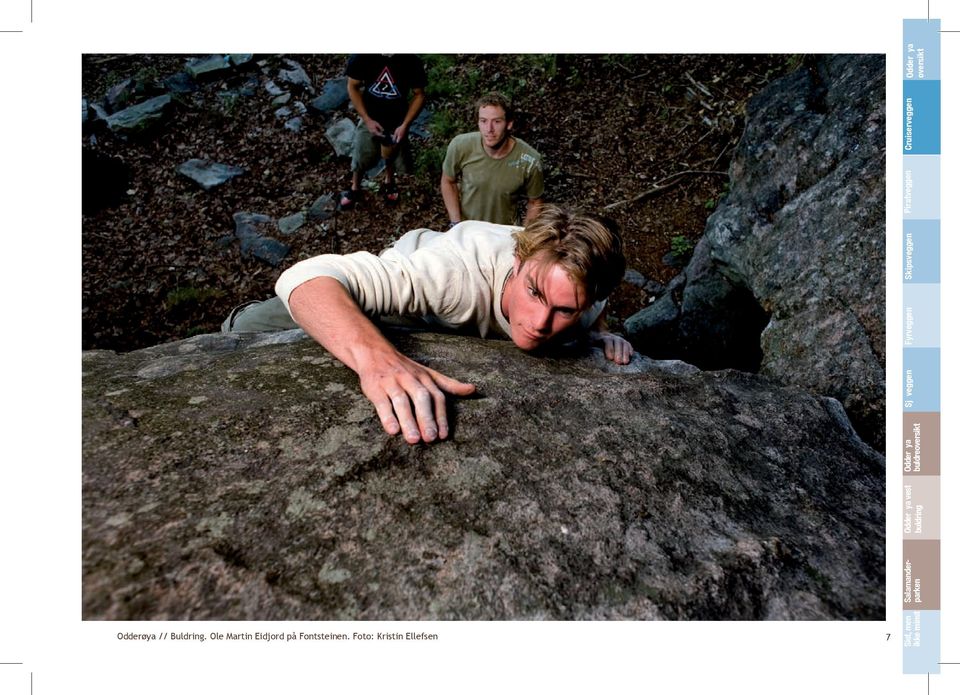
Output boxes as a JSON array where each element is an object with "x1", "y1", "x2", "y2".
[{"x1": 232, "y1": 204, "x2": 633, "y2": 444}]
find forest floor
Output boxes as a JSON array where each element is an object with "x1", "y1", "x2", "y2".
[{"x1": 81, "y1": 53, "x2": 804, "y2": 352}]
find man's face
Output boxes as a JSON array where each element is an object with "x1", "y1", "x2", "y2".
[
  {"x1": 504, "y1": 255, "x2": 588, "y2": 351},
  {"x1": 478, "y1": 104, "x2": 512, "y2": 150}
]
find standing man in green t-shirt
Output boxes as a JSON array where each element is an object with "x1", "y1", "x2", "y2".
[{"x1": 440, "y1": 92, "x2": 544, "y2": 227}]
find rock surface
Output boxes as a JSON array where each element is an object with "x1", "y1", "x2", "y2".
[
  {"x1": 309, "y1": 77, "x2": 349, "y2": 113},
  {"x1": 177, "y1": 159, "x2": 246, "y2": 191},
  {"x1": 82, "y1": 330, "x2": 884, "y2": 620},
  {"x1": 325, "y1": 117, "x2": 356, "y2": 158},
  {"x1": 185, "y1": 55, "x2": 232, "y2": 80},
  {"x1": 231, "y1": 212, "x2": 290, "y2": 266},
  {"x1": 277, "y1": 59, "x2": 314, "y2": 94},
  {"x1": 105, "y1": 94, "x2": 173, "y2": 135},
  {"x1": 624, "y1": 55, "x2": 885, "y2": 450}
]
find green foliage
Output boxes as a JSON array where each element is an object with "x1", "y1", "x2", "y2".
[
  {"x1": 422, "y1": 54, "x2": 480, "y2": 101},
  {"x1": 522, "y1": 54, "x2": 558, "y2": 81},
  {"x1": 670, "y1": 235, "x2": 695, "y2": 261},
  {"x1": 420, "y1": 54, "x2": 566, "y2": 140},
  {"x1": 784, "y1": 54, "x2": 808, "y2": 72},
  {"x1": 498, "y1": 54, "x2": 561, "y2": 97},
  {"x1": 165, "y1": 286, "x2": 224, "y2": 310},
  {"x1": 428, "y1": 109, "x2": 465, "y2": 142},
  {"x1": 219, "y1": 92, "x2": 240, "y2": 116},
  {"x1": 427, "y1": 54, "x2": 565, "y2": 103},
  {"x1": 133, "y1": 65, "x2": 160, "y2": 84},
  {"x1": 414, "y1": 144, "x2": 447, "y2": 179},
  {"x1": 103, "y1": 69, "x2": 122, "y2": 87}
]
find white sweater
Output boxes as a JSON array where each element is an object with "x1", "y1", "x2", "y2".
[{"x1": 275, "y1": 220, "x2": 603, "y2": 339}]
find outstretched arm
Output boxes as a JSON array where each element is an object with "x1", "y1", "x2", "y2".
[{"x1": 289, "y1": 277, "x2": 476, "y2": 444}]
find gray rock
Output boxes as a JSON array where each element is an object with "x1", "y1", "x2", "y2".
[
  {"x1": 278, "y1": 211, "x2": 306, "y2": 235},
  {"x1": 624, "y1": 55, "x2": 885, "y2": 449},
  {"x1": 185, "y1": 55, "x2": 232, "y2": 80},
  {"x1": 238, "y1": 76, "x2": 259, "y2": 97},
  {"x1": 233, "y1": 211, "x2": 273, "y2": 240},
  {"x1": 89, "y1": 101, "x2": 110, "y2": 122},
  {"x1": 277, "y1": 59, "x2": 314, "y2": 94},
  {"x1": 284, "y1": 117, "x2": 303, "y2": 133},
  {"x1": 228, "y1": 54, "x2": 255, "y2": 67},
  {"x1": 325, "y1": 117, "x2": 356, "y2": 157},
  {"x1": 264, "y1": 79, "x2": 286, "y2": 97},
  {"x1": 177, "y1": 159, "x2": 246, "y2": 191},
  {"x1": 409, "y1": 107, "x2": 433, "y2": 139},
  {"x1": 163, "y1": 71, "x2": 198, "y2": 94},
  {"x1": 105, "y1": 77, "x2": 136, "y2": 113},
  {"x1": 623, "y1": 268, "x2": 646, "y2": 287},
  {"x1": 82, "y1": 330, "x2": 883, "y2": 620},
  {"x1": 278, "y1": 101, "x2": 308, "y2": 132},
  {"x1": 623, "y1": 268, "x2": 665, "y2": 295},
  {"x1": 671, "y1": 238, "x2": 770, "y2": 373},
  {"x1": 624, "y1": 291, "x2": 679, "y2": 336},
  {"x1": 232, "y1": 212, "x2": 289, "y2": 266},
  {"x1": 309, "y1": 77, "x2": 349, "y2": 113},
  {"x1": 105, "y1": 95, "x2": 173, "y2": 136},
  {"x1": 307, "y1": 193, "x2": 336, "y2": 221},
  {"x1": 271, "y1": 93, "x2": 291, "y2": 106},
  {"x1": 661, "y1": 250, "x2": 686, "y2": 268},
  {"x1": 240, "y1": 236, "x2": 290, "y2": 266}
]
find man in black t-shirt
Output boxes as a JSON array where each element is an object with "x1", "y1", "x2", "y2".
[{"x1": 339, "y1": 54, "x2": 426, "y2": 209}]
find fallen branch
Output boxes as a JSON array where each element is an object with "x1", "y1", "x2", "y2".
[
  {"x1": 604, "y1": 169, "x2": 729, "y2": 211},
  {"x1": 684, "y1": 72, "x2": 714, "y2": 98},
  {"x1": 712, "y1": 139, "x2": 736, "y2": 169}
]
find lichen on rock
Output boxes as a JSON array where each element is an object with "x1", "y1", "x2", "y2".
[{"x1": 82, "y1": 329, "x2": 883, "y2": 620}]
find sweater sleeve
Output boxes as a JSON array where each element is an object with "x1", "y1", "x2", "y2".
[
  {"x1": 275, "y1": 224, "x2": 513, "y2": 336},
  {"x1": 276, "y1": 249, "x2": 417, "y2": 318}
]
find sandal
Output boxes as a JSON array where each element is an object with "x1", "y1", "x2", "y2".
[
  {"x1": 339, "y1": 188, "x2": 360, "y2": 210},
  {"x1": 382, "y1": 181, "x2": 399, "y2": 205}
]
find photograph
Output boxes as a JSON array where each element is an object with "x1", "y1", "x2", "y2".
[{"x1": 81, "y1": 52, "x2": 886, "y2": 621}]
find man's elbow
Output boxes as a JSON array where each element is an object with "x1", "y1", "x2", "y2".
[{"x1": 288, "y1": 276, "x2": 346, "y2": 316}]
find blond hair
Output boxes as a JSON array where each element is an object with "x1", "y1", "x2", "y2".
[{"x1": 513, "y1": 205, "x2": 625, "y2": 302}]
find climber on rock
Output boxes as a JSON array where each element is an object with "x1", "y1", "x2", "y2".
[{"x1": 223, "y1": 204, "x2": 632, "y2": 444}]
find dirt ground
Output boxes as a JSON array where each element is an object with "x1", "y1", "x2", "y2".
[{"x1": 81, "y1": 53, "x2": 802, "y2": 352}]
